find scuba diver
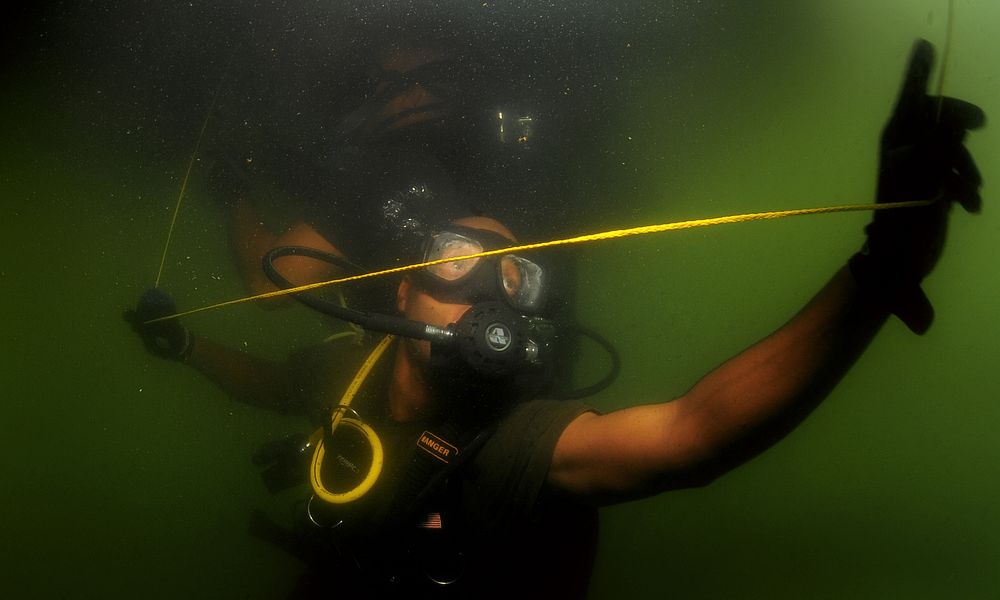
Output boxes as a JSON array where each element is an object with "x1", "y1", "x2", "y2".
[
  {"x1": 130, "y1": 215, "x2": 602, "y2": 598},
  {"x1": 128, "y1": 40, "x2": 985, "y2": 598}
]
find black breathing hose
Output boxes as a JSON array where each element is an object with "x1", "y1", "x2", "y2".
[{"x1": 262, "y1": 246, "x2": 451, "y2": 343}]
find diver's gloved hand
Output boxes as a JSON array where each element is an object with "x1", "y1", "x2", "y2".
[
  {"x1": 849, "y1": 38, "x2": 985, "y2": 334},
  {"x1": 124, "y1": 288, "x2": 194, "y2": 361}
]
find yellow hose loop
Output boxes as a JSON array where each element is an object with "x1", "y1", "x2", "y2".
[
  {"x1": 309, "y1": 335, "x2": 395, "y2": 504},
  {"x1": 309, "y1": 417, "x2": 385, "y2": 504},
  {"x1": 146, "y1": 199, "x2": 931, "y2": 324}
]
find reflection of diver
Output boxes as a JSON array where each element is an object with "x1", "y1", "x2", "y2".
[
  {"x1": 207, "y1": 34, "x2": 587, "y2": 399},
  {"x1": 128, "y1": 40, "x2": 986, "y2": 598},
  {"x1": 207, "y1": 36, "x2": 569, "y2": 311}
]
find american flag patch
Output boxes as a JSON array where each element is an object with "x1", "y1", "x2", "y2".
[{"x1": 418, "y1": 512, "x2": 443, "y2": 529}]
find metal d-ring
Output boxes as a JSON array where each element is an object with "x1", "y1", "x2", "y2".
[{"x1": 306, "y1": 493, "x2": 344, "y2": 529}]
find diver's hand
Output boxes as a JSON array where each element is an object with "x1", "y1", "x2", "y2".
[
  {"x1": 850, "y1": 38, "x2": 985, "y2": 334},
  {"x1": 124, "y1": 288, "x2": 194, "y2": 361}
]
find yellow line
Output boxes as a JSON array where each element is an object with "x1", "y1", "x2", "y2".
[
  {"x1": 153, "y1": 124, "x2": 205, "y2": 288},
  {"x1": 153, "y1": 58, "x2": 232, "y2": 288},
  {"x1": 936, "y1": 0, "x2": 956, "y2": 121},
  {"x1": 146, "y1": 199, "x2": 930, "y2": 324}
]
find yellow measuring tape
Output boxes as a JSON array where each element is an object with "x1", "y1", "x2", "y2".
[{"x1": 147, "y1": 198, "x2": 932, "y2": 323}]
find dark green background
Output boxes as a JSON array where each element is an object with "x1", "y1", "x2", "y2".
[{"x1": 3, "y1": 1, "x2": 998, "y2": 598}]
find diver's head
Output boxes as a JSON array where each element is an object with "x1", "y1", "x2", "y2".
[
  {"x1": 395, "y1": 215, "x2": 555, "y2": 410},
  {"x1": 374, "y1": 38, "x2": 450, "y2": 83},
  {"x1": 396, "y1": 216, "x2": 517, "y2": 342},
  {"x1": 396, "y1": 215, "x2": 548, "y2": 359}
]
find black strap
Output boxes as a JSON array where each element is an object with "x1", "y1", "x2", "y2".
[{"x1": 385, "y1": 414, "x2": 498, "y2": 529}]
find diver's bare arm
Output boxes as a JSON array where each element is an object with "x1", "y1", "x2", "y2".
[
  {"x1": 549, "y1": 266, "x2": 889, "y2": 505},
  {"x1": 227, "y1": 198, "x2": 280, "y2": 295},
  {"x1": 227, "y1": 198, "x2": 342, "y2": 303},
  {"x1": 185, "y1": 337, "x2": 298, "y2": 412}
]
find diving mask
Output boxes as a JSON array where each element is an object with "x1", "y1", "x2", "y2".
[
  {"x1": 412, "y1": 225, "x2": 548, "y2": 314},
  {"x1": 262, "y1": 225, "x2": 555, "y2": 379}
]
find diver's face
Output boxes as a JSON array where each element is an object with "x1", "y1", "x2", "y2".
[
  {"x1": 396, "y1": 276, "x2": 471, "y2": 363},
  {"x1": 398, "y1": 277, "x2": 472, "y2": 330},
  {"x1": 396, "y1": 217, "x2": 518, "y2": 363},
  {"x1": 367, "y1": 45, "x2": 448, "y2": 133},
  {"x1": 373, "y1": 45, "x2": 445, "y2": 92}
]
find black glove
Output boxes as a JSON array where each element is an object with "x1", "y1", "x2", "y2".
[
  {"x1": 850, "y1": 39, "x2": 985, "y2": 334},
  {"x1": 124, "y1": 288, "x2": 194, "y2": 361}
]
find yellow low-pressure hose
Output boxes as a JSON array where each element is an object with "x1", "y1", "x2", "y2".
[{"x1": 310, "y1": 335, "x2": 394, "y2": 504}]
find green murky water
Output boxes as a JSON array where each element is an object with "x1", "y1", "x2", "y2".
[{"x1": 3, "y1": 1, "x2": 998, "y2": 598}]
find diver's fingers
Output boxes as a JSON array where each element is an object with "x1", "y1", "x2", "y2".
[
  {"x1": 952, "y1": 143, "x2": 983, "y2": 189},
  {"x1": 895, "y1": 39, "x2": 935, "y2": 114},
  {"x1": 937, "y1": 96, "x2": 987, "y2": 132},
  {"x1": 944, "y1": 163, "x2": 982, "y2": 213}
]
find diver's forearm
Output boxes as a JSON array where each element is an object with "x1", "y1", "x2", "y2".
[
  {"x1": 678, "y1": 266, "x2": 889, "y2": 474},
  {"x1": 547, "y1": 267, "x2": 892, "y2": 501},
  {"x1": 186, "y1": 336, "x2": 291, "y2": 411}
]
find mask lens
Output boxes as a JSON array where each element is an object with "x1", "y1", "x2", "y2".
[
  {"x1": 425, "y1": 232, "x2": 483, "y2": 282},
  {"x1": 499, "y1": 255, "x2": 545, "y2": 311}
]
